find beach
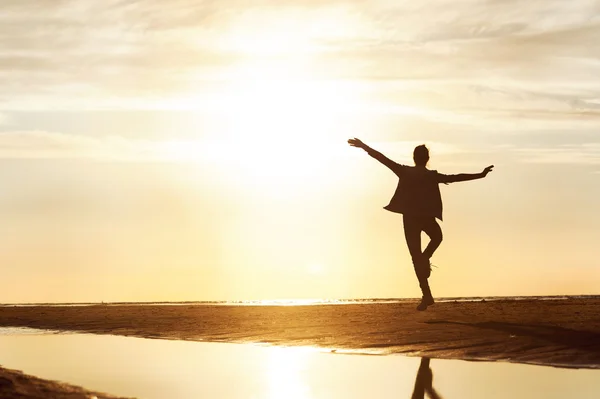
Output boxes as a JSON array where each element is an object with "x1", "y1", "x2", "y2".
[
  {"x1": 1, "y1": 298, "x2": 599, "y2": 398},
  {"x1": 1, "y1": 298, "x2": 599, "y2": 368}
]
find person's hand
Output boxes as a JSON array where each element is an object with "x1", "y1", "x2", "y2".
[
  {"x1": 348, "y1": 138, "x2": 365, "y2": 149},
  {"x1": 482, "y1": 165, "x2": 494, "y2": 177}
]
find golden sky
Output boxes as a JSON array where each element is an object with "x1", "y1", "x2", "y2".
[{"x1": 0, "y1": 0, "x2": 599, "y2": 302}]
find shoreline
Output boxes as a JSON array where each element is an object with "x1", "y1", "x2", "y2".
[
  {"x1": 2, "y1": 294, "x2": 599, "y2": 308},
  {"x1": 2, "y1": 298, "x2": 600, "y2": 369}
]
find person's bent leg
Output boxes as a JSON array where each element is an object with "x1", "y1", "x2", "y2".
[{"x1": 422, "y1": 218, "x2": 443, "y2": 262}]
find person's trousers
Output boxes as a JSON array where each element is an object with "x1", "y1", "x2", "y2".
[{"x1": 403, "y1": 215, "x2": 443, "y2": 298}]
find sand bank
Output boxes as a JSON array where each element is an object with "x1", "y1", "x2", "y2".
[{"x1": 1, "y1": 298, "x2": 599, "y2": 369}]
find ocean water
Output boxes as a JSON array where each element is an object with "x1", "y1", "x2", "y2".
[
  {"x1": 0, "y1": 329, "x2": 599, "y2": 399},
  {"x1": 2, "y1": 295, "x2": 598, "y2": 307}
]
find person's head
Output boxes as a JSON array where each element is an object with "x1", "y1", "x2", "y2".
[{"x1": 413, "y1": 144, "x2": 429, "y2": 167}]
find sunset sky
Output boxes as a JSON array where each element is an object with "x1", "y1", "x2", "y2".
[{"x1": 1, "y1": 0, "x2": 599, "y2": 303}]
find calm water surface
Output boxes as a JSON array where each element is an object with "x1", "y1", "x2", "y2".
[{"x1": 0, "y1": 328, "x2": 598, "y2": 398}]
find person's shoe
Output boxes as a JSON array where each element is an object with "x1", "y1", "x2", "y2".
[{"x1": 416, "y1": 296, "x2": 435, "y2": 311}]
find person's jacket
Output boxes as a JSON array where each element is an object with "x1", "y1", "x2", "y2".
[{"x1": 366, "y1": 148, "x2": 462, "y2": 221}]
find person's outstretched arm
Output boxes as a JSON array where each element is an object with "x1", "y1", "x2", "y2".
[
  {"x1": 348, "y1": 137, "x2": 404, "y2": 175},
  {"x1": 439, "y1": 165, "x2": 494, "y2": 184}
]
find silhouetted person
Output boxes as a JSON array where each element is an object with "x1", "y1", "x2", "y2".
[
  {"x1": 411, "y1": 357, "x2": 443, "y2": 399},
  {"x1": 348, "y1": 138, "x2": 493, "y2": 310}
]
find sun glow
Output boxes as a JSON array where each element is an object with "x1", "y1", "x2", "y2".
[
  {"x1": 220, "y1": 62, "x2": 360, "y2": 137},
  {"x1": 266, "y1": 347, "x2": 313, "y2": 399},
  {"x1": 181, "y1": 61, "x2": 367, "y2": 197},
  {"x1": 307, "y1": 263, "x2": 325, "y2": 275},
  {"x1": 167, "y1": 16, "x2": 372, "y2": 199}
]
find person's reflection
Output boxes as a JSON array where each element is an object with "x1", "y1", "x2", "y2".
[{"x1": 411, "y1": 357, "x2": 443, "y2": 399}]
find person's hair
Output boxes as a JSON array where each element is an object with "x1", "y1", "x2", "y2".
[{"x1": 413, "y1": 145, "x2": 429, "y2": 167}]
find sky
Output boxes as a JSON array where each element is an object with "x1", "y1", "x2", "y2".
[{"x1": 1, "y1": 0, "x2": 599, "y2": 303}]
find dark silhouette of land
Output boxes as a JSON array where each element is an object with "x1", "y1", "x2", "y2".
[
  {"x1": 0, "y1": 366, "x2": 130, "y2": 399},
  {"x1": 348, "y1": 138, "x2": 493, "y2": 311}
]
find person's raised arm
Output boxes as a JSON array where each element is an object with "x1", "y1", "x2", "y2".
[
  {"x1": 348, "y1": 137, "x2": 403, "y2": 174},
  {"x1": 438, "y1": 165, "x2": 494, "y2": 184}
]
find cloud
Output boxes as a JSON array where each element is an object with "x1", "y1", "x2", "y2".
[
  {"x1": 0, "y1": 129, "x2": 277, "y2": 164},
  {"x1": 0, "y1": 130, "x2": 166, "y2": 161},
  {"x1": 515, "y1": 143, "x2": 600, "y2": 165},
  {"x1": 0, "y1": 0, "x2": 599, "y2": 122}
]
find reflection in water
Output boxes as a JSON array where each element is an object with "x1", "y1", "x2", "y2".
[
  {"x1": 267, "y1": 347, "x2": 312, "y2": 399},
  {"x1": 1, "y1": 331, "x2": 599, "y2": 398},
  {"x1": 411, "y1": 358, "x2": 443, "y2": 399}
]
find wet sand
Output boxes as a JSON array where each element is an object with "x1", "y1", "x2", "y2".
[
  {"x1": 1, "y1": 298, "x2": 599, "y2": 369},
  {"x1": 0, "y1": 366, "x2": 129, "y2": 399}
]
